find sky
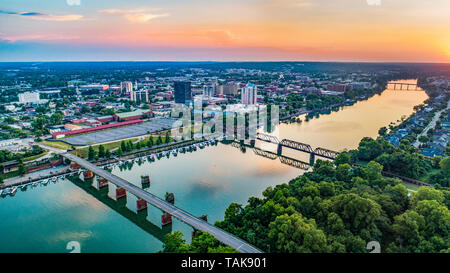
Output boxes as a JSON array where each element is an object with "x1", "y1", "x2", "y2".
[{"x1": 0, "y1": 0, "x2": 449, "y2": 62}]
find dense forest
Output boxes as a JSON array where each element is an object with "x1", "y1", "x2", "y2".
[{"x1": 161, "y1": 137, "x2": 450, "y2": 253}]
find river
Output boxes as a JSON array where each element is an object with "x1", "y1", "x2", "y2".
[{"x1": 0, "y1": 80, "x2": 428, "y2": 253}]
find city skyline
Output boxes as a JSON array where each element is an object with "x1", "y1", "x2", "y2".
[{"x1": 1, "y1": 0, "x2": 450, "y2": 62}]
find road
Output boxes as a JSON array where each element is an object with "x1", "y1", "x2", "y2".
[
  {"x1": 2, "y1": 165, "x2": 70, "y2": 187},
  {"x1": 413, "y1": 99, "x2": 450, "y2": 148},
  {"x1": 62, "y1": 152, "x2": 263, "y2": 253},
  {"x1": 37, "y1": 143, "x2": 67, "y2": 154}
]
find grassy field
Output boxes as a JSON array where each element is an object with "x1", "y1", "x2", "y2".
[
  {"x1": 23, "y1": 151, "x2": 49, "y2": 162},
  {"x1": 71, "y1": 137, "x2": 139, "y2": 158},
  {"x1": 71, "y1": 135, "x2": 172, "y2": 158},
  {"x1": 41, "y1": 140, "x2": 73, "y2": 150}
]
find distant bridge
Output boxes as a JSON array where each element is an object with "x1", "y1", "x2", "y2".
[
  {"x1": 61, "y1": 152, "x2": 262, "y2": 253},
  {"x1": 256, "y1": 132, "x2": 341, "y2": 162},
  {"x1": 387, "y1": 82, "x2": 421, "y2": 91},
  {"x1": 236, "y1": 135, "x2": 432, "y2": 188},
  {"x1": 230, "y1": 141, "x2": 311, "y2": 170}
]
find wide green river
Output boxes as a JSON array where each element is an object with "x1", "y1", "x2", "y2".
[{"x1": 0, "y1": 80, "x2": 428, "y2": 252}]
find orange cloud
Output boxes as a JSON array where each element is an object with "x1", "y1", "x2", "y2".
[
  {"x1": 100, "y1": 9, "x2": 169, "y2": 23},
  {"x1": 0, "y1": 33, "x2": 80, "y2": 42}
]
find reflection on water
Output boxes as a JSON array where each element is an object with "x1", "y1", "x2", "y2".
[
  {"x1": 276, "y1": 88, "x2": 427, "y2": 152},
  {"x1": 0, "y1": 81, "x2": 428, "y2": 252}
]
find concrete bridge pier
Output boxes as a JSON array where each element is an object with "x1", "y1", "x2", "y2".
[
  {"x1": 126, "y1": 193, "x2": 138, "y2": 212},
  {"x1": 277, "y1": 144, "x2": 283, "y2": 155},
  {"x1": 146, "y1": 205, "x2": 161, "y2": 226},
  {"x1": 80, "y1": 170, "x2": 94, "y2": 182},
  {"x1": 91, "y1": 176, "x2": 100, "y2": 190},
  {"x1": 161, "y1": 213, "x2": 173, "y2": 226},
  {"x1": 126, "y1": 194, "x2": 148, "y2": 213},
  {"x1": 108, "y1": 183, "x2": 117, "y2": 200},
  {"x1": 107, "y1": 183, "x2": 127, "y2": 201},
  {"x1": 309, "y1": 153, "x2": 315, "y2": 166},
  {"x1": 91, "y1": 176, "x2": 108, "y2": 190}
]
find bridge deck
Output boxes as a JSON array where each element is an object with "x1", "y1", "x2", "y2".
[{"x1": 62, "y1": 152, "x2": 262, "y2": 253}]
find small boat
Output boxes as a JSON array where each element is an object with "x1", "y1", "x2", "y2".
[
  {"x1": 10, "y1": 187, "x2": 17, "y2": 195},
  {"x1": 1, "y1": 188, "x2": 11, "y2": 197}
]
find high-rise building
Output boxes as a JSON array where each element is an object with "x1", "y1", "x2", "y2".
[
  {"x1": 326, "y1": 83, "x2": 349, "y2": 92},
  {"x1": 121, "y1": 81, "x2": 133, "y2": 93},
  {"x1": 241, "y1": 83, "x2": 257, "y2": 105},
  {"x1": 203, "y1": 85, "x2": 214, "y2": 97},
  {"x1": 130, "y1": 90, "x2": 149, "y2": 103},
  {"x1": 174, "y1": 81, "x2": 192, "y2": 104},
  {"x1": 222, "y1": 83, "x2": 239, "y2": 95},
  {"x1": 211, "y1": 77, "x2": 222, "y2": 96},
  {"x1": 18, "y1": 91, "x2": 40, "y2": 104}
]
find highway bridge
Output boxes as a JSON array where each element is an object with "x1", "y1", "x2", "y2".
[{"x1": 61, "y1": 152, "x2": 262, "y2": 253}]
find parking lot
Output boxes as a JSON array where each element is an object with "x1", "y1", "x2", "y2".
[{"x1": 64, "y1": 118, "x2": 176, "y2": 146}]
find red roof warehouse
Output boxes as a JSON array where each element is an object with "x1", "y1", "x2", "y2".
[{"x1": 52, "y1": 119, "x2": 143, "y2": 139}]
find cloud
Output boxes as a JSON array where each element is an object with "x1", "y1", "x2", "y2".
[
  {"x1": 0, "y1": 33, "x2": 80, "y2": 42},
  {"x1": 366, "y1": 0, "x2": 382, "y2": 6},
  {"x1": 67, "y1": 0, "x2": 81, "y2": 6},
  {"x1": 265, "y1": 0, "x2": 313, "y2": 8},
  {"x1": 294, "y1": 0, "x2": 313, "y2": 7},
  {"x1": 100, "y1": 9, "x2": 169, "y2": 23},
  {"x1": 0, "y1": 10, "x2": 83, "y2": 21}
]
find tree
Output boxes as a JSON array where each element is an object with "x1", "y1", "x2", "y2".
[
  {"x1": 147, "y1": 136, "x2": 154, "y2": 147},
  {"x1": 357, "y1": 137, "x2": 383, "y2": 161},
  {"x1": 98, "y1": 145, "x2": 105, "y2": 158},
  {"x1": 268, "y1": 213, "x2": 329, "y2": 253},
  {"x1": 88, "y1": 146, "x2": 96, "y2": 160},
  {"x1": 160, "y1": 231, "x2": 236, "y2": 253},
  {"x1": 18, "y1": 163, "x2": 26, "y2": 176},
  {"x1": 156, "y1": 135, "x2": 163, "y2": 145},
  {"x1": 364, "y1": 161, "x2": 383, "y2": 181},
  {"x1": 50, "y1": 111, "x2": 64, "y2": 125},
  {"x1": 411, "y1": 187, "x2": 445, "y2": 207},
  {"x1": 440, "y1": 157, "x2": 450, "y2": 174},
  {"x1": 105, "y1": 149, "x2": 111, "y2": 159},
  {"x1": 329, "y1": 193, "x2": 382, "y2": 238},
  {"x1": 391, "y1": 210, "x2": 425, "y2": 251},
  {"x1": 378, "y1": 127, "x2": 388, "y2": 136},
  {"x1": 418, "y1": 135, "x2": 429, "y2": 143},
  {"x1": 161, "y1": 231, "x2": 189, "y2": 253},
  {"x1": 334, "y1": 153, "x2": 351, "y2": 166},
  {"x1": 432, "y1": 156, "x2": 442, "y2": 169},
  {"x1": 165, "y1": 131, "x2": 171, "y2": 143}
]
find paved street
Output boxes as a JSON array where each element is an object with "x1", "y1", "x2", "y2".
[{"x1": 413, "y1": 99, "x2": 450, "y2": 148}]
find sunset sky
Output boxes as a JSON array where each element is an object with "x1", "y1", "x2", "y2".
[{"x1": 1, "y1": 0, "x2": 449, "y2": 62}]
